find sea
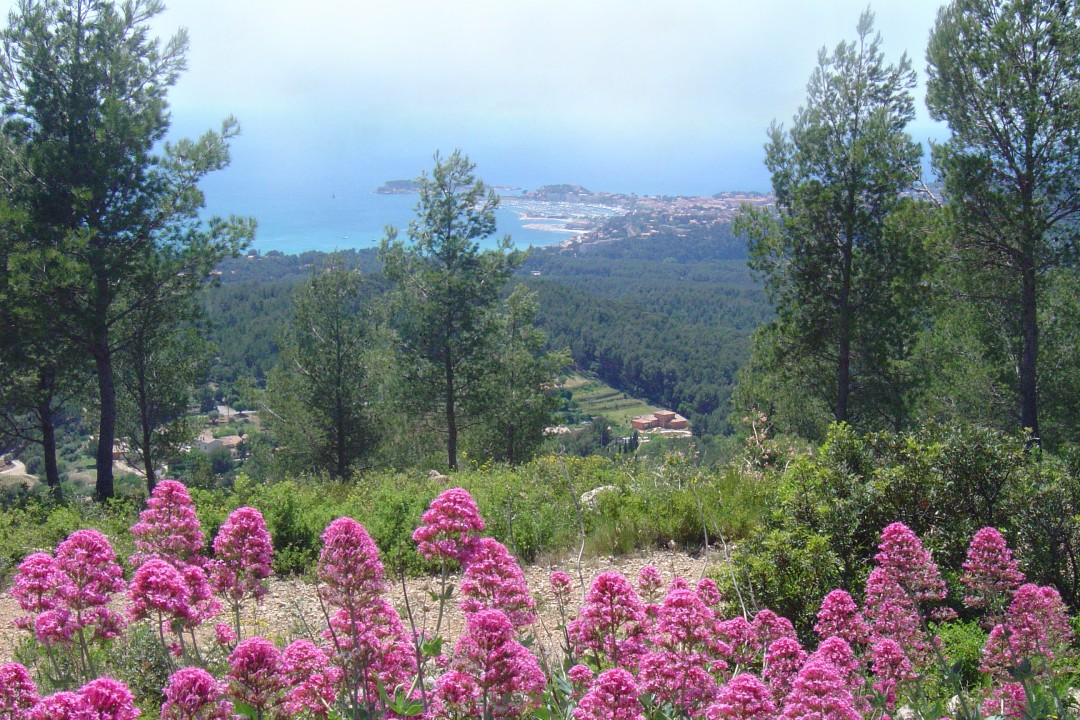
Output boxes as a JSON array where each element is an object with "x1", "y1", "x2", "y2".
[
  {"x1": 199, "y1": 177, "x2": 573, "y2": 255},
  {"x1": 186, "y1": 119, "x2": 768, "y2": 256}
]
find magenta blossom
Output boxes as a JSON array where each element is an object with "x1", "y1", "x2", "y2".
[
  {"x1": 715, "y1": 616, "x2": 760, "y2": 667},
  {"x1": 637, "y1": 565, "x2": 664, "y2": 603},
  {"x1": 567, "y1": 664, "x2": 594, "y2": 687},
  {"x1": 870, "y1": 638, "x2": 915, "y2": 712},
  {"x1": 16, "y1": 531, "x2": 127, "y2": 648},
  {"x1": 550, "y1": 571, "x2": 574, "y2": 609},
  {"x1": 130, "y1": 480, "x2": 206, "y2": 569},
  {"x1": 129, "y1": 558, "x2": 192, "y2": 623},
  {"x1": 317, "y1": 517, "x2": 385, "y2": 610},
  {"x1": 226, "y1": 637, "x2": 285, "y2": 716},
  {"x1": 209, "y1": 507, "x2": 274, "y2": 605},
  {"x1": 762, "y1": 637, "x2": 805, "y2": 705},
  {"x1": 808, "y1": 637, "x2": 868, "y2": 715},
  {"x1": 412, "y1": 487, "x2": 486, "y2": 563},
  {"x1": 874, "y1": 522, "x2": 946, "y2": 603},
  {"x1": 639, "y1": 649, "x2": 719, "y2": 716},
  {"x1": 573, "y1": 667, "x2": 645, "y2": 720},
  {"x1": 437, "y1": 609, "x2": 545, "y2": 719},
  {"x1": 752, "y1": 609, "x2": 797, "y2": 646},
  {"x1": 961, "y1": 527, "x2": 1025, "y2": 611},
  {"x1": 459, "y1": 537, "x2": 536, "y2": 629},
  {"x1": 780, "y1": 659, "x2": 862, "y2": 720},
  {"x1": 78, "y1": 678, "x2": 139, "y2": 720},
  {"x1": 161, "y1": 667, "x2": 233, "y2": 720},
  {"x1": 863, "y1": 566, "x2": 930, "y2": 665},
  {"x1": 323, "y1": 597, "x2": 416, "y2": 706},
  {"x1": 282, "y1": 640, "x2": 343, "y2": 718},
  {"x1": 567, "y1": 571, "x2": 648, "y2": 669},
  {"x1": 55, "y1": 530, "x2": 127, "y2": 614},
  {"x1": 982, "y1": 583, "x2": 1074, "y2": 677},
  {"x1": 0, "y1": 662, "x2": 39, "y2": 720},
  {"x1": 982, "y1": 682, "x2": 1027, "y2": 719},
  {"x1": 28, "y1": 692, "x2": 93, "y2": 720},
  {"x1": 814, "y1": 589, "x2": 869, "y2": 648},
  {"x1": 706, "y1": 673, "x2": 776, "y2": 720},
  {"x1": 11, "y1": 553, "x2": 64, "y2": 629},
  {"x1": 696, "y1": 578, "x2": 723, "y2": 608},
  {"x1": 214, "y1": 623, "x2": 237, "y2": 647}
]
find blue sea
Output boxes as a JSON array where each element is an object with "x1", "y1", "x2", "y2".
[
  {"x1": 184, "y1": 115, "x2": 769, "y2": 256},
  {"x1": 200, "y1": 177, "x2": 571, "y2": 255}
]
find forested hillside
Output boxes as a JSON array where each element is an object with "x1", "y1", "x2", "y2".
[
  {"x1": 521, "y1": 226, "x2": 767, "y2": 434},
  {"x1": 202, "y1": 225, "x2": 765, "y2": 435}
]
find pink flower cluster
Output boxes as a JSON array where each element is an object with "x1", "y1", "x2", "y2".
[
  {"x1": 127, "y1": 481, "x2": 222, "y2": 645},
  {"x1": 226, "y1": 637, "x2": 285, "y2": 716},
  {"x1": 316, "y1": 516, "x2": 416, "y2": 713},
  {"x1": 208, "y1": 506, "x2": 274, "y2": 605},
  {"x1": 459, "y1": 537, "x2": 536, "y2": 629},
  {"x1": 567, "y1": 571, "x2": 648, "y2": 668},
  {"x1": 558, "y1": 522, "x2": 1077, "y2": 720},
  {"x1": 0, "y1": 669, "x2": 138, "y2": 720},
  {"x1": 317, "y1": 517, "x2": 385, "y2": 609},
  {"x1": 411, "y1": 487, "x2": 486, "y2": 563},
  {"x1": 11, "y1": 485, "x2": 1080, "y2": 720},
  {"x1": 573, "y1": 667, "x2": 644, "y2": 720},
  {"x1": 11, "y1": 530, "x2": 126, "y2": 648},
  {"x1": 814, "y1": 590, "x2": 869, "y2": 648},
  {"x1": 706, "y1": 673, "x2": 775, "y2": 720},
  {"x1": 434, "y1": 609, "x2": 545, "y2": 719},
  {"x1": 550, "y1": 570, "x2": 574, "y2": 609},
  {"x1": 962, "y1": 527, "x2": 1025, "y2": 611},
  {"x1": 161, "y1": 667, "x2": 233, "y2": 720},
  {"x1": 981, "y1": 583, "x2": 1074, "y2": 678},
  {"x1": 130, "y1": 480, "x2": 206, "y2": 569},
  {"x1": 873, "y1": 522, "x2": 946, "y2": 603}
]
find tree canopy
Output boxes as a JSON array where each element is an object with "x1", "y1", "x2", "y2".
[
  {"x1": 734, "y1": 10, "x2": 926, "y2": 437},
  {"x1": 926, "y1": 0, "x2": 1080, "y2": 445},
  {"x1": 0, "y1": 0, "x2": 252, "y2": 498},
  {"x1": 380, "y1": 150, "x2": 527, "y2": 470}
]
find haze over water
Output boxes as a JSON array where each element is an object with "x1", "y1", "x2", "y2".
[{"x1": 147, "y1": 0, "x2": 954, "y2": 254}]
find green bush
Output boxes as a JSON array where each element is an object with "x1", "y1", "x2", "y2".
[
  {"x1": 720, "y1": 422, "x2": 1080, "y2": 639},
  {"x1": 936, "y1": 619, "x2": 988, "y2": 689}
]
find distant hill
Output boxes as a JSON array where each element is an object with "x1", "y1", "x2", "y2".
[{"x1": 374, "y1": 179, "x2": 420, "y2": 195}]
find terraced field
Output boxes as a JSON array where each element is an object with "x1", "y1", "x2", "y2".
[{"x1": 561, "y1": 373, "x2": 660, "y2": 427}]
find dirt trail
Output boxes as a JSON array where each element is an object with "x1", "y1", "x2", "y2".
[{"x1": 0, "y1": 549, "x2": 709, "y2": 664}]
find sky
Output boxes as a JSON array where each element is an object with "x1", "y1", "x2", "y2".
[{"x1": 7, "y1": 0, "x2": 953, "y2": 198}]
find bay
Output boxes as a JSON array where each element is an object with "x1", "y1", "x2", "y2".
[{"x1": 202, "y1": 178, "x2": 572, "y2": 255}]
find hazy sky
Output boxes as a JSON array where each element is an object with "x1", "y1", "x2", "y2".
[{"x1": 7, "y1": 0, "x2": 953, "y2": 195}]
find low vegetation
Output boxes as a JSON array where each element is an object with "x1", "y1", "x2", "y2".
[{"x1": 2, "y1": 424, "x2": 1080, "y2": 719}]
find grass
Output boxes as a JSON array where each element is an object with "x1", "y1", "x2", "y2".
[{"x1": 561, "y1": 373, "x2": 661, "y2": 428}]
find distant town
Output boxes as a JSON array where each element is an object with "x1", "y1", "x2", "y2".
[{"x1": 375, "y1": 180, "x2": 774, "y2": 249}]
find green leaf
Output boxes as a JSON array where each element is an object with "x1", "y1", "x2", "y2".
[
  {"x1": 232, "y1": 701, "x2": 258, "y2": 719},
  {"x1": 420, "y1": 635, "x2": 444, "y2": 657}
]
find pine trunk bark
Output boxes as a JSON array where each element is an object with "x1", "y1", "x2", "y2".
[
  {"x1": 1019, "y1": 259, "x2": 1040, "y2": 444},
  {"x1": 445, "y1": 348, "x2": 457, "y2": 471},
  {"x1": 94, "y1": 338, "x2": 116, "y2": 501}
]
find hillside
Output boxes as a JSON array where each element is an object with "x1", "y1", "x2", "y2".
[{"x1": 202, "y1": 223, "x2": 764, "y2": 435}]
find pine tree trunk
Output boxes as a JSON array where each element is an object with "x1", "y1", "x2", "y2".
[
  {"x1": 94, "y1": 339, "x2": 116, "y2": 501},
  {"x1": 35, "y1": 367, "x2": 63, "y2": 501},
  {"x1": 39, "y1": 403, "x2": 62, "y2": 502},
  {"x1": 1020, "y1": 259, "x2": 1040, "y2": 444},
  {"x1": 836, "y1": 242, "x2": 853, "y2": 424},
  {"x1": 142, "y1": 418, "x2": 156, "y2": 493},
  {"x1": 445, "y1": 349, "x2": 457, "y2": 471}
]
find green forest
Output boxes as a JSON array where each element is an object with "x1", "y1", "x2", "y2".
[{"x1": 1, "y1": 0, "x2": 1079, "y2": 502}]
